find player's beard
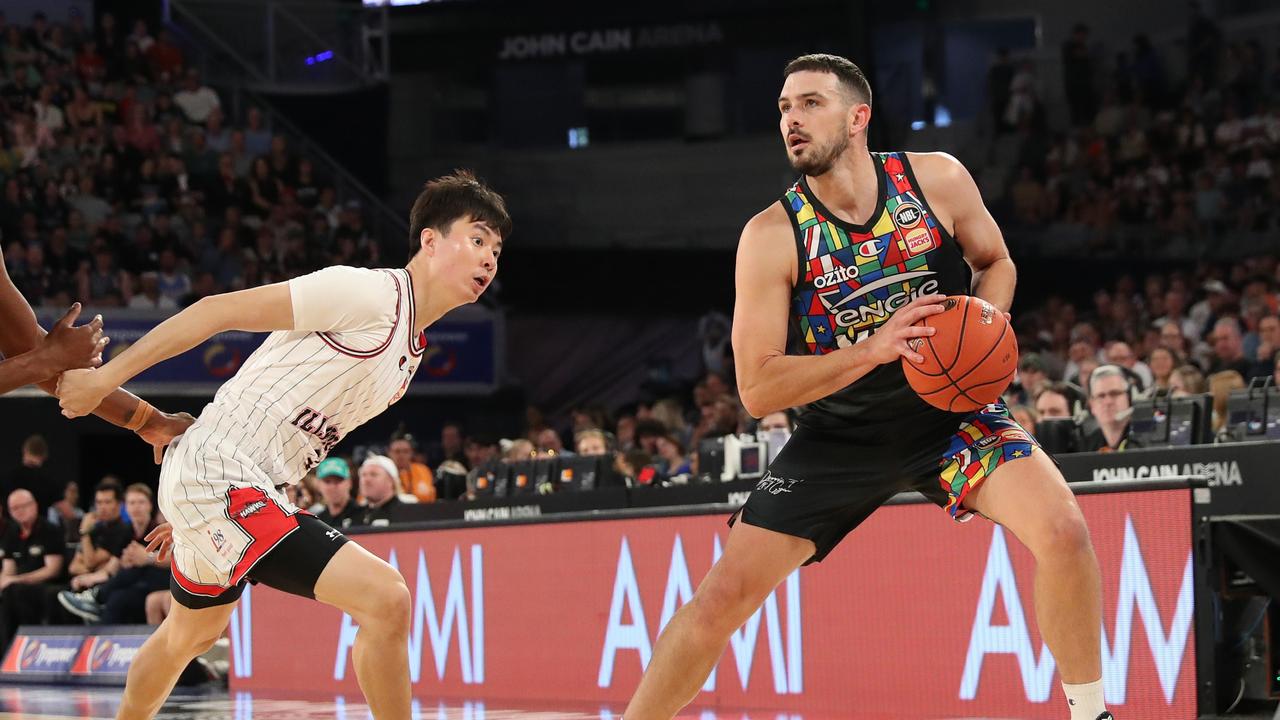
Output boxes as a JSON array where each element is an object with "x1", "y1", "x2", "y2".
[{"x1": 789, "y1": 132, "x2": 850, "y2": 177}]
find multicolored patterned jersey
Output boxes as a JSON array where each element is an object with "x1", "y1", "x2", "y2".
[{"x1": 781, "y1": 151, "x2": 972, "y2": 433}]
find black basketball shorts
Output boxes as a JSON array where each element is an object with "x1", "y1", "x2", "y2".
[{"x1": 731, "y1": 403, "x2": 1040, "y2": 563}]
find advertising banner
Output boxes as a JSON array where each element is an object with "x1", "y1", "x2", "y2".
[{"x1": 230, "y1": 489, "x2": 1196, "y2": 718}]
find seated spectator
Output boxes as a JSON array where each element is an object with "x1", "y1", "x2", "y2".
[
  {"x1": 0, "y1": 489, "x2": 65, "y2": 651},
  {"x1": 1009, "y1": 404, "x2": 1039, "y2": 432},
  {"x1": 757, "y1": 410, "x2": 794, "y2": 464},
  {"x1": 575, "y1": 429, "x2": 610, "y2": 456},
  {"x1": 314, "y1": 458, "x2": 361, "y2": 530},
  {"x1": 65, "y1": 479, "x2": 130, "y2": 592},
  {"x1": 427, "y1": 422, "x2": 467, "y2": 469},
  {"x1": 1082, "y1": 365, "x2": 1139, "y2": 452},
  {"x1": 1, "y1": 434, "x2": 55, "y2": 515},
  {"x1": 616, "y1": 449, "x2": 657, "y2": 486},
  {"x1": 1035, "y1": 382, "x2": 1077, "y2": 419},
  {"x1": 1147, "y1": 346, "x2": 1182, "y2": 393},
  {"x1": 172, "y1": 69, "x2": 220, "y2": 125},
  {"x1": 654, "y1": 432, "x2": 691, "y2": 479},
  {"x1": 47, "y1": 480, "x2": 83, "y2": 545},
  {"x1": 464, "y1": 435, "x2": 500, "y2": 468},
  {"x1": 356, "y1": 455, "x2": 402, "y2": 527},
  {"x1": 1208, "y1": 370, "x2": 1246, "y2": 436},
  {"x1": 1104, "y1": 340, "x2": 1152, "y2": 391},
  {"x1": 503, "y1": 438, "x2": 535, "y2": 462},
  {"x1": 1208, "y1": 317, "x2": 1253, "y2": 377},
  {"x1": 389, "y1": 435, "x2": 435, "y2": 503},
  {"x1": 57, "y1": 483, "x2": 167, "y2": 624},
  {"x1": 1169, "y1": 364, "x2": 1207, "y2": 397},
  {"x1": 1010, "y1": 353, "x2": 1050, "y2": 406}
]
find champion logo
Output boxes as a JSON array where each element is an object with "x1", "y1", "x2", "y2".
[{"x1": 237, "y1": 500, "x2": 268, "y2": 519}]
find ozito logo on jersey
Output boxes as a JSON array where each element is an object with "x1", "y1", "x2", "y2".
[{"x1": 291, "y1": 406, "x2": 342, "y2": 456}]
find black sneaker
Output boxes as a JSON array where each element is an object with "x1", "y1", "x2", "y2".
[
  {"x1": 1096, "y1": 713, "x2": 1115, "y2": 720},
  {"x1": 57, "y1": 589, "x2": 103, "y2": 623}
]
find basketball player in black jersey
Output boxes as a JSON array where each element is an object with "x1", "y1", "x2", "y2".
[{"x1": 624, "y1": 55, "x2": 1111, "y2": 720}]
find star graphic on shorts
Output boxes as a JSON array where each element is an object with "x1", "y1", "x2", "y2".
[
  {"x1": 895, "y1": 173, "x2": 905, "y2": 182},
  {"x1": 1012, "y1": 449, "x2": 1025, "y2": 457},
  {"x1": 816, "y1": 326, "x2": 826, "y2": 334}
]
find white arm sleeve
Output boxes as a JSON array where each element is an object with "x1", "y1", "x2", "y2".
[{"x1": 289, "y1": 266, "x2": 397, "y2": 334}]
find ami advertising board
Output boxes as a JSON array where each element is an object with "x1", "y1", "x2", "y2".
[{"x1": 230, "y1": 489, "x2": 1196, "y2": 718}]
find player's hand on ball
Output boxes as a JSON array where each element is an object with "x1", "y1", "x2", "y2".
[
  {"x1": 56, "y1": 368, "x2": 112, "y2": 418},
  {"x1": 42, "y1": 303, "x2": 109, "y2": 372},
  {"x1": 865, "y1": 293, "x2": 947, "y2": 365}
]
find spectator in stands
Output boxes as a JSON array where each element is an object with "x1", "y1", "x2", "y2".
[
  {"x1": 48, "y1": 480, "x2": 82, "y2": 545},
  {"x1": 463, "y1": 434, "x2": 500, "y2": 468},
  {"x1": 389, "y1": 435, "x2": 435, "y2": 503},
  {"x1": 534, "y1": 428, "x2": 568, "y2": 457},
  {"x1": 65, "y1": 478, "x2": 130, "y2": 593},
  {"x1": 1011, "y1": 352, "x2": 1050, "y2": 405},
  {"x1": 690, "y1": 395, "x2": 741, "y2": 449},
  {"x1": 0, "y1": 489, "x2": 65, "y2": 651},
  {"x1": 315, "y1": 458, "x2": 361, "y2": 530},
  {"x1": 1147, "y1": 346, "x2": 1181, "y2": 393},
  {"x1": 1208, "y1": 316, "x2": 1253, "y2": 377},
  {"x1": 1208, "y1": 370, "x2": 1246, "y2": 435},
  {"x1": 1, "y1": 434, "x2": 54, "y2": 515},
  {"x1": 243, "y1": 106, "x2": 271, "y2": 157},
  {"x1": 1083, "y1": 365, "x2": 1138, "y2": 451},
  {"x1": 356, "y1": 455, "x2": 402, "y2": 527},
  {"x1": 1105, "y1": 340, "x2": 1152, "y2": 390},
  {"x1": 145, "y1": 29, "x2": 182, "y2": 77},
  {"x1": 634, "y1": 419, "x2": 666, "y2": 455},
  {"x1": 616, "y1": 449, "x2": 656, "y2": 486},
  {"x1": 1034, "y1": 382, "x2": 1076, "y2": 419},
  {"x1": 1169, "y1": 364, "x2": 1207, "y2": 397},
  {"x1": 172, "y1": 68, "x2": 220, "y2": 125},
  {"x1": 503, "y1": 438, "x2": 534, "y2": 461},
  {"x1": 428, "y1": 422, "x2": 466, "y2": 469},
  {"x1": 1252, "y1": 314, "x2": 1279, "y2": 377},
  {"x1": 57, "y1": 483, "x2": 167, "y2": 624},
  {"x1": 575, "y1": 429, "x2": 610, "y2": 456},
  {"x1": 614, "y1": 412, "x2": 637, "y2": 452},
  {"x1": 654, "y1": 432, "x2": 691, "y2": 479}
]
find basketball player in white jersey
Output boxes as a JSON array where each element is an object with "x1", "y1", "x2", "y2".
[{"x1": 57, "y1": 171, "x2": 510, "y2": 719}]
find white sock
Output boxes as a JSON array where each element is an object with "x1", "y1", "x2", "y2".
[{"x1": 1062, "y1": 678, "x2": 1106, "y2": 720}]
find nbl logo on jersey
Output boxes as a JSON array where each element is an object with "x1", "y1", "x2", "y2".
[{"x1": 893, "y1": 202, "x2": 922, "y2": 228}]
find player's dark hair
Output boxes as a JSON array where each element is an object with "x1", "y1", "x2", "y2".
[
  {"x1": 784, "y1": 53, "x2": 873, "y2": 108},
  {"x1": 408, "y1": 169, "x2": 512, "y2": 259},
  {"x1": 95, "y1": 477, "x2": 123, "y2": 501}
]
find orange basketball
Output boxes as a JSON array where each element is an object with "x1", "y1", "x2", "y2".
[{"x1": 901, "y1": 295, "x2": 1018, "y2": 412}]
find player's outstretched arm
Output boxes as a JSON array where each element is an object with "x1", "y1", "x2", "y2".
[
  {"x1": 57, "y1": 283, "x2": 295, "y2": 418},
  {"x1": 731, "y1": 207, "x2": 947, "y2": 418}
]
